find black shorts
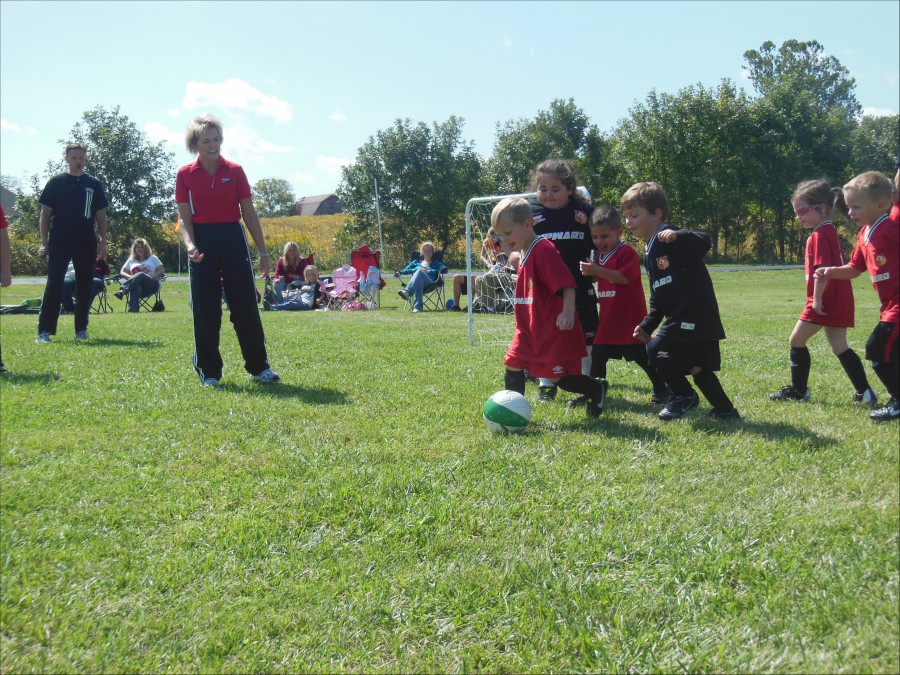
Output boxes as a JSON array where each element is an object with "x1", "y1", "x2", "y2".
[
  {"x1": 866, "y1": 321, "x2": 900, "y2": 365},
  {"x1": 592, "y1": 343, "x2": 649, "y2": 364},
  {"x1": 647, "y1": 335, "x2": 722, "y2": 372},
  {"x1": 577, "y1": 303, "x2": 599, "y2": 345}
]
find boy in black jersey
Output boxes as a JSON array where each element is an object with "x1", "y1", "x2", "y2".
[{"x1": 622, "y1": 182, "x2": 739, "y2": 421}]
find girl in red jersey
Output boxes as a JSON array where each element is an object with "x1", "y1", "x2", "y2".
[
  {"x1": 577, "y1": 205, "x2": 669, "y2": 408},
  {"x1": 770, "y1": 179, "x2": 876, "y2": 405}
]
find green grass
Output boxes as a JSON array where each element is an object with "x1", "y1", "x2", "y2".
[{"x1": 1, "y1": 271, "x2": 897, "y2": 673}]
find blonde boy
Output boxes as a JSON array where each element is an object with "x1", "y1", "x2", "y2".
[
  {"x1": 816, "y1": 171, "x2": 899, "y2": 422},
  {"x1": 491, "y1": 197, "x2": 607, "y2": 419}
]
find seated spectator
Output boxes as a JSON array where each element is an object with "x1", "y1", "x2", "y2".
[
  {"x1": 395, "y1": 241, "x2": 447, "y2": 312},
  {"x1": 473, "y1": 250, "x2": 520, "y2": 313},
  {"x1": 450, "y1": 228, "x2": 502, "y2": 311},
  {"x1": 61, "y1": 256, "x2": 110, "y2": 314},
  {"x1": 114, "y1": 238, "x2": 164, "y2": 312},
  {"x1": 274, "y1": 241, "x2": 313, "y2": 301},
  {"x1": 270, "y1": 264, "x2": 328, "y2": 311}
]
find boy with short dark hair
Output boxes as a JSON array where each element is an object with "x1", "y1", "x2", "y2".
[
  {"x1": 491, "y1": 197, "x2": 607, "y2": 420},
  {"x1": 622, "y1": 182, "x2": 739, "y2": 421},
  {"x1": 816, "y1": 171, "x2": 899, "y2": 422}
]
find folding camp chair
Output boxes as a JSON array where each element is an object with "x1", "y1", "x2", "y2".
[
  {"x1": 91, "y1": 280, "x2": 114, "y2": 314},
  {"x1": 398, "y1": 250, "x2": 447, "y2": 311},
  {"x1": 121, "y1": 275, "x2": 166, "y2": 312},
  {"x1": 325, "y1": 265, "x2": 359, "y2": 310}
]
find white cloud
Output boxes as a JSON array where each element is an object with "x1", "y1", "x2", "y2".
[
  {"x1": 739, "y1": 68, "x2": 752, "y2": 81},
  {"x1": 499, "y1": 37, "x2": 513, "y2": 48},
  {"x1": 1, "y1": 118, "x2": 36, "y2": 135},
  {"x1": 182, "y1": 78, "x2": 293, "y2": 123},
  {"x1": 316, "y1": 155, "x2": 353, "y2": 176},
  {"x1": 228, "y1": 124, "x2": 294, "y2": 157},
  {"x1": 292, "y1": 172, "x2": 315, "y2": 183},
  {"x1": 167, "y1": 108, "x2": 181, "y2": 118},
  {"x1": 144, "y1": 122, "x2": 184, "y2": 148},
  {"x1": 861, "y1": 106, "x2": 897, "y2": 118},
  {"x1": 330, "y1": 110, "x2": 348, "y2": 122}
]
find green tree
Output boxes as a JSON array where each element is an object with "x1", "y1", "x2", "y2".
[
  {"x1": 483, "y1": 98, "x2": 620, "y2": 202},
  {"x1": 848, "y1": 115, "x2": 900, "y2": 179},
  {"x1": 336, "y1": 116, "x2": 482, "y2": 264},
  {"x1": 50, "y1": 105, "x2": 177, "y2": 264},
  {"x1": 253, "y1": 178, "x2": 297, "y2": 217}
]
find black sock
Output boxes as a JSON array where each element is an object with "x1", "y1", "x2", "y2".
[
  {"x1": 790, "y1": 347, "x2": 811, "y2": 393},
  {"x1": 837, "y1": 348, "x2": 871, "y2": 393},
  {"x1": 693, "y1": 369, "x2": 734, "y2": 411},
  {"x1": 504, "y1": 368, "x2": 526, "y2": 395},
  {"x1": 656, "y1": 368, "x2": 695, "y2": 398},
  {"x1": 557, "y1": 374, "x2": 600, "y2": 397},
  {"x1": 872, "y1": 360, "x2": 900, "y2": 400},
  {"x1": 637, "y1": 362, "x2": 668, "y2": 393}
]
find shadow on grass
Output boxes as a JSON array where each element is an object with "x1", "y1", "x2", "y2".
[
  {"x1": 223, "y1": 382, "x2": 349, "y2": 405},
  {"x1": 76, "y1": 337, "x2": 163, "y2": 349},
  {"x1": 0, "y1": 371, "x2": 63, "y2": 384},
  {"x1": 554, "y1": 394, "x2": 837, "y2": 449}
]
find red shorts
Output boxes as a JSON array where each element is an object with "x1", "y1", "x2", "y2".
[{"x1": 504, "y1": 354, "x2": 583, "y2": 379}]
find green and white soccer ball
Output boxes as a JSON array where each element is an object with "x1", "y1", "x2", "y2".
[{"x1": 483, "y1": 390, "x2": 532, "y2": 434}]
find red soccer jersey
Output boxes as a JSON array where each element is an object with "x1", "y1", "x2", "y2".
[
  {"x1": 593, "y1": 242, "x2": 647, "y2": 345},
  {"x1": 849, "y1": 214, "x2": 900, "y2": 324},
  {"x1": 175, "y1": 156, "x2": 252, "y2": 224},
  {"x1": 799, "y1": 221, "x2": 854, "y2": 327},
  {"x1": 506, "y1": 237, "x2": 587, "y2": 366}
]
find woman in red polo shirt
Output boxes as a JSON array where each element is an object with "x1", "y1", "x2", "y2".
[{"x1": 175, "y1": 113, "x2": 279, "y2": 388}]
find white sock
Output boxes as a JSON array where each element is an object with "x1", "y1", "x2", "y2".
[{"x1": 539, "y1": 378, "x2": 553, "y2": 388}]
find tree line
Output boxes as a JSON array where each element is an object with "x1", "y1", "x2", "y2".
[{"x1": 3, "y1": 40, "x2": 897, "y2": 274}]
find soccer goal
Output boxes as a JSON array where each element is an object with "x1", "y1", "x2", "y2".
[
  {"x1": 464, "y1": 192, "x2": 536, "y2": 347},
  {"x1": 464, "y1": 187, "x2": 591, "y2": 347}
]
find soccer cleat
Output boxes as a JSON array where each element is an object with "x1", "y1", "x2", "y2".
[
  {"x1": 537, "y1": 385, "x2": 558, "y2": 402},
  {"x1": 769, "y1": 385, "x2": 811, "y2": 402},
  {"x1": 707, "y1": 407, "x2": 741, "y2": 421},
  {"x1": 202, "y1": 377, "x2": 221, "y2": 389},
  {"x1": 853, "y1": 388, "x2": 878, "y2": 407},
  {"x1": 586, "y1": 379, "x2": 609, "y2": 419},
  {"x1": 251, "y1": 368, "x2": 281, "y2": 384},
  {"x1": 35, "y1": 332, "x2": 51, "y2": 344},
  {"x1": 566, "y1": 395, "x2": 588, "y2": 409},
  {"x1": 650, "y1": 386, "x2": 672, "y2": 405},
  {"x1": 658, "y1": 392, "x2": 700, "y2": 420},
  {"x1": 74, "y1": 330, "x2": 89, "y2": 341},
  {"x1": 869, "y1": 398, "x2": 899, "y2": 422}
]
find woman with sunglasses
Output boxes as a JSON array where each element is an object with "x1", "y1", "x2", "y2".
[{"x1": 769, "y1": 179, "x2": 876, "y2": 405}]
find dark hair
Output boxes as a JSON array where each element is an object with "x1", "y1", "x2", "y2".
[
  {"x1": 591, "y1": 204, "x2": 622, "y2": 230},
  {"x1": 530, "y1": 159, "x2": 588, "y2": 207},
  {"x1": 792, "y1": 179, "x2": 844, "y2": 216},
  {"x1": 65, "y1": 141, "x2": 87, "y2": 155}
]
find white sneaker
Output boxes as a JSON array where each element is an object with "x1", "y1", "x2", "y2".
[
  {"x1": 74, "y1": 330, "x2": 89, "y2": 341},
  {"x1": 251, "y1": 368, "x2": 280, "y2": 384},
  {"x1": 202, "y1": 377, "x2": 220, "y2": 388},
  {"x1": 36, "y1": 332, "x2": 51, "y2": 344}
]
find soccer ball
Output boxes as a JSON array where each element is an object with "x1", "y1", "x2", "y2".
[{"x1": 483, "y1": 390, "x2": 532, "y2": 434}]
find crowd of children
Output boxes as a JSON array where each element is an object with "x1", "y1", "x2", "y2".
[{"x1": 490, "y1": 159, "x2": 899, "y2": 427}]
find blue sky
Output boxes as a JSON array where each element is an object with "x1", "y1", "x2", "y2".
[{"x1": 1, "y1": 1, "x2": 898, "y2": 200}]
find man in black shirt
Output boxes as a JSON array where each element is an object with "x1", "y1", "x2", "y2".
[{"x1": 36, "y1": 142, "x2": 109, "y2": 343}]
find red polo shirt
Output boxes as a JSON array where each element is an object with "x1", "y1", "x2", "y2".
[{"x1": 175, "y1": 156, "x2": 252, "y2": 224}]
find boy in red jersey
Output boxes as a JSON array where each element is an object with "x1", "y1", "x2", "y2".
[
  {"x1": 492, "y1": 197, "x2": 607, "y2": 420},
  {"x1": 817, "y1": 171, "x2": 899, "y2": 422},
  {"x1": 574, "y1": 205, "x2": 668, "y2": 408}
]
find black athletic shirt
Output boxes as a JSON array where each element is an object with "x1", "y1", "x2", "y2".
[
  {"x1": 639, "y1": 225, "x2": 726, "y2": 341},
  {"x1": 39, "y1": 172, "x2": 108, "y2": 242},
  {"x1": 529, "y1": 198, "x2": 595, "y2": 306}
]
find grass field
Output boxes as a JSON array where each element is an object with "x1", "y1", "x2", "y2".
[{"x1": 1, "y1": 270, "x2": 897, "y2": 673}]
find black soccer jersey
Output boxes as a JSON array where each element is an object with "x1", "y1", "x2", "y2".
[
  {"x1": 639, "y1": 225, "x2": 726, "y2": 341},
  {"x1": 529, "y1": 198, "x2": 595, "y2": 306},
  {"x1": 39, "y1": 172, "x2": 109, "y2": 242}
]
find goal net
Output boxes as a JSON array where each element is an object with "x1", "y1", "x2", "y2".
[
  {"x1": 464, "y1": 192, "x2": 535, "y2": 347},
  {"x1": 464, "y1": 187, "x2": 592, "y2": 347}
]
